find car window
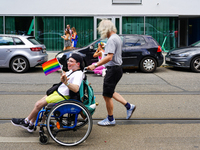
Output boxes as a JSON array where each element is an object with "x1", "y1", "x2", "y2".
[
  {"x1": 93, "y1": 36, "x2": 124, "y2": 49},
  {"x1": 13, "y1": 37, "x2": 25, "y2": 45},
  {"x1": 0, "y1": 36, "x2": 14, "y2": 46},
  {"x1": 146, "y1": 36, "x2": 159, "y2": 46},
  {"x1": 28, "y1": 37, "x2": 42, "y2": 45},
  {"x1": 125, "y1": 36, "x2": 146, "y2": 47}
]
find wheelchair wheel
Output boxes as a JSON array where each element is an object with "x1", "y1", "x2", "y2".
[
  {"x1": 46, "y1": 100, "x2": 93, "y2": 146},
  {"x1": 39, "y1": 134, "x2": 49, "y2": 145}
]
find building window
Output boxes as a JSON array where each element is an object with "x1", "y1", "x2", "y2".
[
  {"x1": 115, "y1": 18, "x2": 120, "y2": 34},
  {"x1": 145, "y1": 17, "x2": 178, "y2": 51},
  {"x1": 0, "y1": 17, "x2": 3, "y2": 34},
  {"x1": 113, "y1": 0, "x2": 142, "y2": 4},
  {"x1": 5, "y1": 16, "x2": 33, "y2": 35},
  {"x1": 65, "y1": 17, "x2": 94, "y2": 47},
  {"x1": 122, "y1": 17, "x2": 144, "y2": 34},
  {"x1": 35, "y1": 16, "x2": 63, "y2": 51}
]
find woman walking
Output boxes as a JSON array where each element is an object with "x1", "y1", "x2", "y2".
[
  {"x1": 61, "y1": 29, "x2": 71, "y2": 50},
  {"x1": 71, "y1": 27, "x2": 78, "y2": 47}
]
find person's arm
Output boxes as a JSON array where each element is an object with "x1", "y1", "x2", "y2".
[
  {"x1": 65, "y1": 82, "x2": 79, "y2": 93},
  {"x1": 61, "y1": 35, "x2": 68, "y2": 40},
  {"x1": 87, "y1": 53, "x2": 113, "y2": 71},
  {"x1": 72, "y1": 33, "x2": 76, "y2": 39},
  {"x1": 60, "y1": 72, "x2": 80, "y2": 93},
  {"x1": 93, "y1": 47, "x2": 102, "y2": 58}
]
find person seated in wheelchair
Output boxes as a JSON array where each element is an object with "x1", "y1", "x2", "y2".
[{"x1": 11, "y1": 53, "x2": 84, "y2": 132}]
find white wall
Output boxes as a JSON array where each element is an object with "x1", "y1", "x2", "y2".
[{"x1": 0, "y1": 0, "x2": 200, "y2": 16}]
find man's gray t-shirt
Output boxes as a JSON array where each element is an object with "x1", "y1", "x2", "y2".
[{"x1": 104, "y1": 34, "x2": 122, "y2": 67}]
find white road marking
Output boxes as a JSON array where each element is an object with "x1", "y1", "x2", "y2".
[{"x1": 0, "y1": 137, "x2": 53, "y2": 143}]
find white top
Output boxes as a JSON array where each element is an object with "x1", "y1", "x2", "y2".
[
  {"x1": 58, "y1": 70, "x2": 84, "y2": 96},
  {"x1": 98, "y1": 51, "x2": 105, "y2": 67},
  {"x1": 68, "y1": 35, "x2": 71, "y2": 40}
]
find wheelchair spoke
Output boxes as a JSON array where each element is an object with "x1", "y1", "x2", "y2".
[{"x1": 46, "y1": 101, "x2": 93, "y2": 146}]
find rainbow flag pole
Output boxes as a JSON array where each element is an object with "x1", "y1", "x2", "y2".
[{"x1": 42, "y1": 58, "x2": 62, "y2": 76}]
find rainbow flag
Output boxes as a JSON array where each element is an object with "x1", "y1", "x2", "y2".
[{"x1": 42, "y1": 58, "x2": 61, "y2": 76}]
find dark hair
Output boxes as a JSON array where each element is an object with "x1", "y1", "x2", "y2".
[{"x1": 65, "y1": 29, "x2": 70, "y2": 35}]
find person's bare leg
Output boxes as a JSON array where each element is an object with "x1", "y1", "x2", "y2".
[
  {"x1": 103, "y1": 96, "x2": 114, "y2": 116},
  {"x1": 112, "y1": 92, "x2": 127, "y2": 105},
  {"x1": 27, "y1": 95, "x2": 48, "y2": 123}
]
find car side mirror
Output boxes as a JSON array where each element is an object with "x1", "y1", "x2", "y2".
[{"x1": 89, "y1": 45, "x2": 93, "y2": 50}]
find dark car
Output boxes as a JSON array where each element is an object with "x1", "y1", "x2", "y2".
[
  {"x1": 56, "y1": 34, "x2": 163, "y2": 73},
  {"x1": 165, "y1": 40, "x2": 200, "y2": 73}
]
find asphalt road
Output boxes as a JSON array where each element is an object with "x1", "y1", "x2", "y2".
[{"x1": 0, "y1": 67, "x2": 200, "y2": 150}]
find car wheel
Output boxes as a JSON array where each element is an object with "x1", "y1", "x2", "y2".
[
  {"x1": 140, "y1": 57, "x2": 157, "y2": 73},
  {"x1": 191, "y1": 56, "x2": 200, "y2": 73},
  {"x1": 10, "y1": 56, "x2": 29, "y2": 73}
]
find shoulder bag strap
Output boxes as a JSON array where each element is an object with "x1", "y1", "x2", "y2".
[{"x1": 57, "y1": 70, "x2": 81, "y2": 100}]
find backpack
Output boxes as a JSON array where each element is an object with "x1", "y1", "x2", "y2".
[{"x1": 79, "y1": 77, "x2": 96, "y2": 115}]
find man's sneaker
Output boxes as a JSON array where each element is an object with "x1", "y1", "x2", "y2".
[
  {"x1": 27, "y1": 125, "x2": 34, "y2": 132},
  {"x1": 97, "y1": 117, "x2": 116, "y2": 126},
  {"x1": 126, "y1": 104, "x2": 136, "y2": 119},
  {"x1": 11, "y1": 118, "x2": 29, "y2": 129}
]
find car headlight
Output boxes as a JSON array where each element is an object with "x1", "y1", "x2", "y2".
[{"x1": 177, "y1": 53, "x2": 190, "y2": 57}]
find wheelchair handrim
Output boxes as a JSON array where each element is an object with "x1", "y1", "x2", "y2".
[{"x1": 46, "y1": 101, "x2": 93, "y2": 146}]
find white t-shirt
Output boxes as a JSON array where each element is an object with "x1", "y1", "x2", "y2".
[{"x1": 58, "y1": 70, "x2": 84, "y2": 96}]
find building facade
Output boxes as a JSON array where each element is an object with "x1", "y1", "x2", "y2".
[{"x1": 0, "y1": 0, "x2": 200, "y2": 51}]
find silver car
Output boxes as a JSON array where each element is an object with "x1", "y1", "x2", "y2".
[{"x1": 0, "y1": 34, "x2": 48, "y2": 73}]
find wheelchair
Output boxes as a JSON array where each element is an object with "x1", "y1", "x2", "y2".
[{"x1": 34, "y1": 75, "x2": 95, "y2": 146}]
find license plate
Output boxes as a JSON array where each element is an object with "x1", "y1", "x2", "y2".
[{"x1": 166, "y1": 57, "x2": 170, "y2": 61}]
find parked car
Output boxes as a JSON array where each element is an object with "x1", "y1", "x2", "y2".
[
  {"x1": 165, "y1": 40, "x2": 200, "y2": 72},
  {"x1": 56, "y1": 34, "x2": 163, "y2": 73},
  {"x1": 0, "y1": 34, "x2": 48, "y2": 73}
]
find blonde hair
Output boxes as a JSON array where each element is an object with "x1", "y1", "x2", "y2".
[{"x1": 97, "y1": 19, "x2": 117, "y2": 39}]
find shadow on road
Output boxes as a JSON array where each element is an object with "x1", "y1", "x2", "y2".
[
  {"x1": 167, "y1": 67, "x2": 193, "y2": 73},
  {"x1": 0, "y1": 66, "x2": 43, "y2": 74}
]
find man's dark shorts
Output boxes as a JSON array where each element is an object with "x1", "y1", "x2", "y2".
[{"x1": 103, "y1": 66, "x2": 123, "y2": 98}]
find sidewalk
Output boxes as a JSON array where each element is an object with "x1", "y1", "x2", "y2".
[{"x1": 47, "y1": 51, "x2": 58, "y2": 61}]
